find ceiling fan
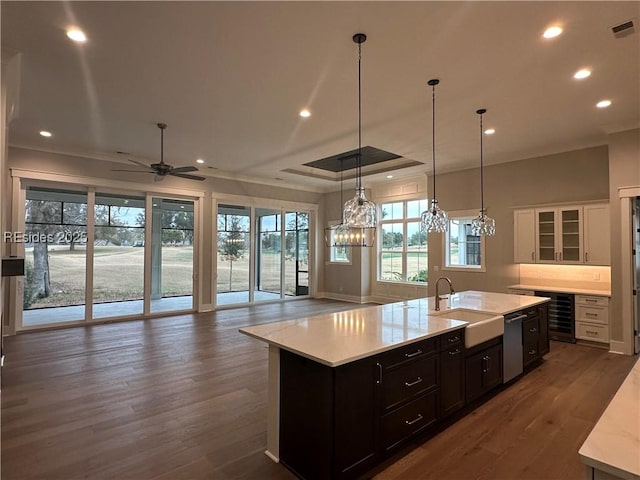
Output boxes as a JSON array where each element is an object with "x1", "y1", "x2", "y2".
[{"x1": 112, "y1": 123, "x2": 206, "y2": 181}]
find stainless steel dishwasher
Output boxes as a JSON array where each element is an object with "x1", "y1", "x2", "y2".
[{"x1": 503, "y1": 310, "x2": 528, "y2": 383}]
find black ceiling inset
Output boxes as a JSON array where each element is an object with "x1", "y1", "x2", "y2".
[{"x1": 303, "y1": 146, "x2": 401, "y2": 172}]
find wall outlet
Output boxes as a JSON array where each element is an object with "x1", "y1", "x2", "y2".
[{"x1": 339, "y1": 286, "x2": 343, "y2": 292}]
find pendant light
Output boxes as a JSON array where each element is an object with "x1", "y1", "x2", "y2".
[
  {"x1": 420, "y1": 79, "x2": 449, "y2": 233},
  {"x1": 325, "y1": 33, "x2": 376, "y2": 248},
  {"x1": 342, "y1": 33, "x2": 377, "y2": 231},
  {"x1": 471, "y1": 108, "x2": 496, "y2": 236}
]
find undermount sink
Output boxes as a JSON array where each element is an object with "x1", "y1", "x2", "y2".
[{"x1": 431, "y1": 308, "x2": 504, "y2": 348}]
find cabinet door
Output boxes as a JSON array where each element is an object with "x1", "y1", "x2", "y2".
[
  {"x1": 583, "y1": 204, "x2": 610, "y2": 265},
  {"x1": 440, "y1": 345, "x2": 465, "y2": 418},
  {"x1": 523, "y1": 316, "x2": 540, "y2": 367},
  {"x1": 514, "y1": 209, "x2": 536, "y2": 263},
  {"x1": 465, "y1": 343, "x2": 503, "y2": 403},
  {"x1": 558, "y1": 207, "x2": 583, "y2": 263},
  {"x1": 536, "y1": 209, "x2": 557, "y2": 263}
]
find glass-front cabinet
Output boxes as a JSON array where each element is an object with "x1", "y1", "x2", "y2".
[{"x1": 536, "y1": 207, "x2": 583, "y2": 264}]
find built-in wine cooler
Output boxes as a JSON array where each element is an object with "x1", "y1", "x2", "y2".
[{"x1": 535, "y1": 291, "x2": 575, "y2": 343}]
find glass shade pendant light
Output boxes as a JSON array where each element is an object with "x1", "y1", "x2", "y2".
[
  {"x1": 420, "y1": 79, "x2": 449, "y2": 233},
  {"x1": 325, "y1": 157, "x2": 376, "y2": 247},
  {"x1": 342, "y1": 33, "x2": 377, "y2": 232},
  {"x1": 325, "y1": 33, "x2": 376, "y2": 248},
  {"x1": 471, "y1": 108, "x2": 496, "y2": 236}
]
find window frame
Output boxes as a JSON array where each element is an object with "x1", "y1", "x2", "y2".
[
  {"x1": 442, "y1": 210, "x2": 486, "y2": 272},
  {"x1": 377, "y1": 199, "x2": 428, "y2": 284}
]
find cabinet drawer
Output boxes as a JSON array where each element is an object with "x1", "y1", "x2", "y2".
[
  {"x1": 575, "y1": 295, "x2": 609, "y2": 307},
  {"x1": 380, "y1": 338, "x2": 437, "y2": 370},
  {"x1": 382, "y1": 356, "x2": 437, "y2": 410},
  {"x1": 575, "y1": 305, "x2": 608, "y2": 325},
  {"x1": 381, "y1": 390, "x2": 438, "y2": 452},
  {"x1": 523, "y1": 316, "x2": 540, "y2": 337},
  {"x1": 575, "y1": 321, "x2": 609, "y2": 343},
  {"x1": 440, "y1": 328, "x2": 464, "y2": 348},
  {"x1": 523, "y1": 336, "x2": 539, "y2": 365}
]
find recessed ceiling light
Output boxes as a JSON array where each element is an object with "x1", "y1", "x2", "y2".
[
  {"x1": 574, "y1": 69, "x2": 591, "y2": 79},
  {"x1": 596, "y1": 100, "x2": 612, "y2": 108},
  {"x1": 196, "y1": 158, "x2": 205, "y2": 164},
  {"x1": 299, "y1": 109, "x2": 311, "y2": 118},
  {"x1": 66, "y1": 28, "x2": 87, "y2": 43},
  {"x1": 386, "y1": 175, "x2": 393, "y2": 179},
  {"x1": 484, "y1": 128, "x2": 496, "y2": 135},
  {"x1": 543, "y1": 26, "x2": 563, "y2": 39},
  {"x1": 39, "y1": 130, "x2": 52, "y2": 137}
]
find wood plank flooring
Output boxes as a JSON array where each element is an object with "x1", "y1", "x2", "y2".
[{"x1": 1, "y1": 299, "x2": 637, "y2": 480}]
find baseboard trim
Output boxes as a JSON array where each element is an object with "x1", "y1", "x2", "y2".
[
  {"x1": 317, "y1": 292, "x2": 367, "y2": 304},
  {"x1": 608, "y1": 340, "x2": 630, "y2": 355}
]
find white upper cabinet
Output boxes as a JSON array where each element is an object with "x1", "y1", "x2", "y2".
[
  {"x1": 514, "y1": 203, "x2": 609, "y2": 265},
  {"x1": 583, "y1": 204, "x2": 610, "y2": 265}
]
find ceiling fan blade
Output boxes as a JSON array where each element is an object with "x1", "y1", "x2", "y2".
[
  {"x1": 112, "y1": 169, "x2": 154, "y2": 173},
  {"x1": 171, "y1": 166, "x2": 198, "y2": 173},
  {"x1": 169, "y1": 172, "x2": 206, "y2": 181},
  {"x1": 128, "y1": 158, "x2": 150, "y2": 168}
]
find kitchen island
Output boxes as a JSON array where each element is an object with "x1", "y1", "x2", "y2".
[{"x1": 240, "y1": 290, "x2": 549, "y2": 479}]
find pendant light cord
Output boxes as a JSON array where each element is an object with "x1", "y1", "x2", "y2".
[
  {"x1": 357, "y1": 40, "x2": 362, "y2": 191},
  {"x1": 431, "y1": 83, "x2": 436, "y2": 201},
  {"x1": 480, "y1": 112, "x2": 484, "y2": 214}
]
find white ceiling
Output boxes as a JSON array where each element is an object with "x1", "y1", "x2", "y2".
[{"x1": 2, "y1": 1, "x2": 639, "y2": 192}]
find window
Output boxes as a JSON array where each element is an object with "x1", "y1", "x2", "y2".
[
  {"x1": 327, "y1": 221, "x2": 350, "y2": 264},
  {"x1": 444, "y1": 213, "x2": 485, "y2": 270},
  {"x1": 378, "y1": 199, "x2": 428, "y2": 283}
]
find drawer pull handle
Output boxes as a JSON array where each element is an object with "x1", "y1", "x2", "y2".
[
  {"x1": 529, "y1": 327, "x2": 537, "y2": 333},
  {"x1": 405, "y1": 377, "x2": 423, "y2": 387},
  {"x1": 405, "y1": 349, "x2": 423, "y2": 359},
  {"x1": 448, "y1": 336, "x2": 460, "y2": 343},
  {"x1": 376, "y1": 362, "x2": 383, "y2": 385},
  {"x1": 528, "y1": 349, "x2": 536, "y2": 355},
  {"x1": 405, "y1": 414, "x2": 423, "y2": 426},
  {"x1": 586, "y1": 299, "x2": 597, "y2": 303},
  {"x1": 585, "y1": 312, "x2": 598, "y2": 317},
  {"x1": 448, "y1": 348, "x2": 461, "y2": 356},
  {"x1": 586, "y1": 330, "x2": 598, "y2": 335}
]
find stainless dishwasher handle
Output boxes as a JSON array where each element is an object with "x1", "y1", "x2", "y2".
[{"x1": 505, "y1": 314, "x2": 527, "y2": 324}]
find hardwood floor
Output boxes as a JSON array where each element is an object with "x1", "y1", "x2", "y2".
[{"x1": 1, "y1": 299, "x2": 637, "y2": 480}]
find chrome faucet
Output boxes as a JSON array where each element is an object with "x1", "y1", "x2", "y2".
[{"x1": 435, "y1": 277, "x2": 455, "y2": 311}]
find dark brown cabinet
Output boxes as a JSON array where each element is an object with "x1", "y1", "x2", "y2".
[
  {"x1": 439, "y1": 330, "x2": 465, "y2": 418},
  {"x1": 279, "y1": 330, "x2": 463, "y2": 480},
  {"x1": 523, "y1": 304, "x2": 550, "y2": 368},
  {"x1": 465, "y1": 338, "x2": 503, "y2": 403}
]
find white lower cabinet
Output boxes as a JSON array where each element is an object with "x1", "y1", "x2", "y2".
[{"x1": 575, "y1": 295, "x2": 610, "y2": 344}]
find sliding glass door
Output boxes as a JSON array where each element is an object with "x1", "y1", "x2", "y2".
[
  {"x1": 150, "y1": 198, "x2": 194, "y2": 313},
  {"x1": 216, "y1": 204, "x2": 251, "y2": 306},
  {"x1": 256, "y1": 209, "x2": 281, "y2": 301},
  {"x1": 22, "y1": 187, "x2": 88, "y2": 326},
  {"x1": 93, "y1": 193, "x2": 145, "y2": 319}
]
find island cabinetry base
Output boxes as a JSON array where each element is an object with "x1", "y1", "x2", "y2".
[
  {"x1": 279, "y1": 350, "x2": 378, "y2": 480},
  {"x1": 465, "y1": 337, "x2": 503, "y2": 403}
]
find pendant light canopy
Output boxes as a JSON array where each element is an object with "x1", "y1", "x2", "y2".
[
  {"x1": 420, "y1": 79, "x2": 449, "y2": 233},
  {"x1": 325, "y1": 32, "x2": 376, "y2": 248},
  {"x1": 471, "y1": 108, "x2": 496, "y2": 236}
]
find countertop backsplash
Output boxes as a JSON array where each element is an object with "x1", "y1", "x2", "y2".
[{"x1": 518, "y1": 264, "x2": 611, "y2": 292}]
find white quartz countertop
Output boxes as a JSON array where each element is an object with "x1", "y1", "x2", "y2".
[
  {"x1": 509, "y1": 284, "x2": 611, "y2": 297},
  {"x1": 239, "y1": 290, "x2": 549, "y2": 367},
  {"x1": 579, "y1": 357, "x2": 640, "y2": 480}
]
